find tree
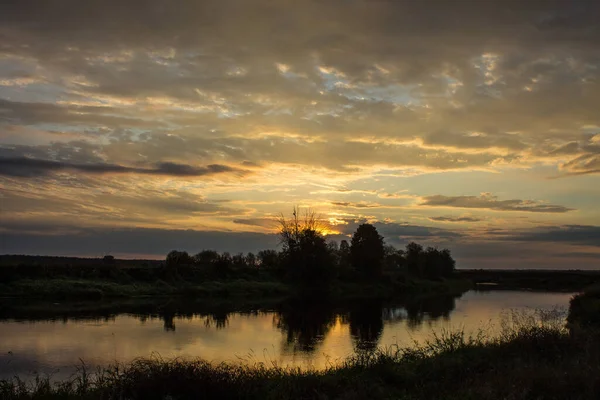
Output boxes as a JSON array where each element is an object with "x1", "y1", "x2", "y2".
[
  {"x1": 350, "y1": 224, "x2": 385, "y2": 279},
  {"x1": 232, "y1": 253, "x2": 246, "y2": 268},
  {"x1": 277, "y1": 206, "x2": 322, "y2": 254},
  {"x1": 278, "y1": 208, "x2": 334, "y2": 285},
  {"x1": 165, "y1": 250, "x2": 192, "y2": 279},
  {"x1": 439, "y1": 248, "x2": 456, "y2": 277},
  {"x1": 166, "y1": 250, "x2": 192, "y2": 267},
  {"x1": 285, "y1": 229, "x2": 335, "y2": 285},
  {"x1": 257, "y1": 249, "x2": 280, "y2": 271},
  {"x1": 423, "y1": 247, "x2": 443, "y2": 279},
  {"x1": 193, "y1": 250, "x2": 219, "y2": 266},
  {"x1": 327, "y1": 240, "x2": 340, "y2": 268},
  {"x1": 214, "y1": 252, "x2": 232, "y2": 278},
  {"x1": 405, "y1": 242, "x2": 424, "y2": 277},
  {"x1": 383, "y1": 245, "x2": 405, "y2": 273},
  {"x1": 245, "y1": 252, "x2": 257, "y2": 268},
  {"x1": 339, "y1": 239, "x2": 351, "y2": 270}
]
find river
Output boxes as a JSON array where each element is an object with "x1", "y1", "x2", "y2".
[{"x1": 0, "y1": 290, "x2": 574, "y2": 381}]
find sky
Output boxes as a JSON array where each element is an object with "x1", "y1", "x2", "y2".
[{"x1": 0, "y1": 0, "x2": 599, "y2": 268}]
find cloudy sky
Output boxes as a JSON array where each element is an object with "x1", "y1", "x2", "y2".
[{"x1": 1, "y1": 0, "x2": 599, "y2": 268}]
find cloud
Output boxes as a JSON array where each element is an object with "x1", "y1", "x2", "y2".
[
  {"x1": 0, "y1": 157, "x2": 246, "y2": 178},
  {"x1": 232, "y1": 218, "x2": 277, "y2": 229},
  {"x1": 420, "y1": 193, "x2": 575, "y2": 213},
  {"x1": 0, "y1": 226, "x2": 280, "y2": 257},
  {"x1": 330, "y1": 201, "x2": 382, "y2": 208},
  {"x1": 0, "y1": 0, "x2": 597, "y2": 173},
  {"x1": 332, "y1": 219, "x2": 464, "y2": 244},
  {"x1": 500, "y1": 225, "x2": 600, "y2": 247},
  {"x1": 429, "y1": 216, "x2": 482, "y2": 223},
  {"x1": 560, "y1": 153, "x2": 600, "y2": 176},
  {"x1": 0, "y1": 0, "x2": 599, "y2": 269}
]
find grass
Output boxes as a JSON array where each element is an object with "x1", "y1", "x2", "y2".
[
  {"x1": 2, "y1": 309, "x2": 598, "y2": 400},
  {"x1": 0, "y1": 275, "x2": 471, "y2": 301},
  {"x1": 0, "y1": 278, "x2": 291, "y2": 300}
]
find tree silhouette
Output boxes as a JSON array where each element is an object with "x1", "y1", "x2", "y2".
[
  {"x1": 166, "y1": 250, "x2": 192, "y2": 267},
  {"x1": 278, "y1": 208, "x2": 334, "y2": 285},
  {"x1": 350, "y1": 224, "x2": 385, "y2": 279},
  {"x1": 257, "y1": 249, "x2": 280, "y2": 272},
  {"x1": 193, "y1": 250, "x2": 219, "y2": 266},
  {"x1": 339, "y1": 239, "x2": 351, "y2": 270},
  {"x1": 383, "y1": 245, "x2": 405, "y2": 273},
  {"x1": 405, "y1": 242, "x2": 424, "y2": 277}
]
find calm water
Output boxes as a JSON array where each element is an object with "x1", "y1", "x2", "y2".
[{"x1": 0, "y1": 290, "x2": 574, "y2": 381}]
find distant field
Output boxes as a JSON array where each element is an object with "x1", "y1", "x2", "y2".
[
  {"x1": 457, "y1": 269, "x2": 600, "y2": 292},
  {"x1": 0, "y1": 254, "x2": 163, "y2": 267}
]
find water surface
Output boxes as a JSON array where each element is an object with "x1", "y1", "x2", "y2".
[{"x1": 0, "y1": 290, "x2": 573, "y2": 381}]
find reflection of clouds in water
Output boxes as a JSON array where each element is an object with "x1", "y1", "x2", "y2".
[
  {"x1": 0, "y1": 313, "x2": 285, "y2": 380},
  {"x1": 0, "y1": 291, "x2": 574, "y2": 381}
]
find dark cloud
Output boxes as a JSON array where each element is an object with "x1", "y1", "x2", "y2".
[
  {"x1": 0, "y1": 226, "x2": 280, "y2": 257},
  {"x1": 232, "y1": 218, "x2": 277, "y2": 229},
  {"x1": 553, "y1": 251, "x2": 600, "y2": 258},
  {"x1": 421, "y1": 194, "x2": 575, "y2": 213},
  {"x1": 501, "y1": 225, "x2": 600, "y2": 247},
  {"x1": 0, "y1": 99, "x2": 160, "y2": 128},
  {"x1": 330, "y1": 201, "x2": 381, "y2": 208},
  {"x1": 429, "y1": 216, "x2": 482, "y2": 223},
  {"x1": 333, "y1": 219, "x2": 463, "y2": 246},
  {"x1": 1, "y1": 183, "x2": 245, "y2": 224},
  {"x1": 0, "y1": 157, "x2": 246, "y2": 178}
]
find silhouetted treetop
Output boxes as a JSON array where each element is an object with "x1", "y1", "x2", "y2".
[{"x1": 350, "y1": 223, "x2": 385, "y2": 278}]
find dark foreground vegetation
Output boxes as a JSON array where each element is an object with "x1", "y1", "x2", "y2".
[
  {"x1": 568, "y1": 284, "x2": 600, "y2": 330},
  {"x1": 2, "y1": 309, "x2": 599, "y2": 400},
  {"x1": 0, "y1": 209, "x2": 467, "y2": 300}
]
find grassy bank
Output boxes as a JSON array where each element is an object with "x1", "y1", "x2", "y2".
[
  {"x1": 2, "y1": 311, "x2": 597, "y2": 399},
  {"x1": 568, "y1": 284, "x2": 600, "y2": 330},
  {"x1": 0, "y1": 275, "x2": 471, "y2": 301},
  {"x1": 0, "y1": 278, "x2": 291, "y2": 300}
]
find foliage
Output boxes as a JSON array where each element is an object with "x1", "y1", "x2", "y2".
[
  {"x1": 405, "y1": 242, "x2": 424, "y2": 276},
  {"x1": 568, "y1": 285, "x2": 600, "y2": 330},
  {"x1": 350, "y1": 223, "x2": 385, "y2": 279},
  {"x1": 278, "y1": 208, "x2": 335, "y2": 286},
  {"x1": 165, "y1": 250, "x2": 192, "y2": 268},
  {"x1": 257, "y1": 250, "x2": 280, "y2": 271},
  {"x1": 338, "y1": 240, "x2": 351, "y2": 269},
  {"x1": 404, "y1": 242, "x2": 455, "y2": 279}
]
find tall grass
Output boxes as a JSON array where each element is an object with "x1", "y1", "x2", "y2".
[{"x1": 2, "y1": 308, "x2": 598, "y2": 399}]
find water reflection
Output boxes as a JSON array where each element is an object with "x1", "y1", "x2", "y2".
[
  {"x1": 274, "y1": 298, "x2": 337, "y2": 354},
  {"x1": 0, "y1": 293, "x2": 462, "y2": 357},
  {"x1": 404, "y1": 293, "x2": 458, "y2": 329},
  {"x1": 0, "y1": 291, "x2": 575, "y2": 381},
  {"x1": 347, "y1": 299, "x2": 384, "y2": 352}
]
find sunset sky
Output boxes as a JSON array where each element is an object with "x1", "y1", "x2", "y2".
[{"x1": 1, "y1": 0, "x2": 599, "y2": 268}]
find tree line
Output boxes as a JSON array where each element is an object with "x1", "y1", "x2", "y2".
[{"x1": 166, "y1": 209, "x2": 456, "y2": 286}]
